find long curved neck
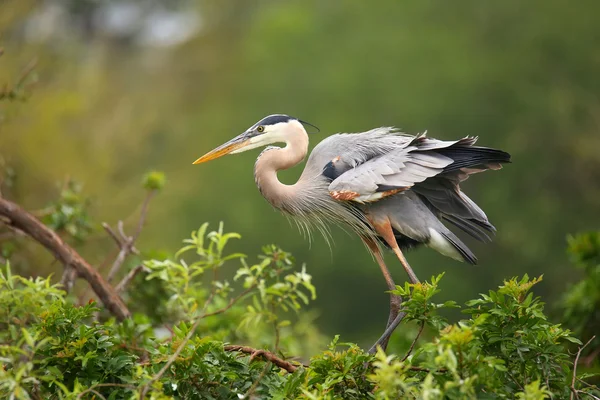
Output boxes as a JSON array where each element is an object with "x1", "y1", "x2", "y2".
[{"x1": 254, "y1": 125, "x2": 309, "y2": 211}]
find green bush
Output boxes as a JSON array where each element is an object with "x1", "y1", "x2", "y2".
[{"x1": 0, "y1": 224, "x2": 598, "y2": 399}]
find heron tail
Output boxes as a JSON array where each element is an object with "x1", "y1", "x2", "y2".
[{"x1": 427, "y1": 227, "x2": 478, "y2": 265}]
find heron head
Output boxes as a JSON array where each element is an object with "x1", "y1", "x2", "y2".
[{"x1": 193, "y1": 114, "x2": 319, "y2": 164}]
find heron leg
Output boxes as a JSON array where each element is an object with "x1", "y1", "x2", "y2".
[
  {"x1": 371, "y1": 219, "x2": 420, "y2": 284},
  {"x1": 368, "y1": 311, "x2": 407, "y2": 354},
  {"x1": 361, "y1": 237, "x2": 403, "y2": 353}
]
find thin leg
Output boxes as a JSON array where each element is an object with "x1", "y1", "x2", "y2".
[
  {"x1": 368, "y1": 311, "x2": 407, "y2": 354},
  {"x1": 371, "y1": 219, "x2": 420, "y2": 284},
  {"x1": 361, "y1": 237, "x2": 402, "y2": 353}
]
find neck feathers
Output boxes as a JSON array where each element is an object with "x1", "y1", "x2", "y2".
[{"x1": 254, "y1": 123, "x2": 309, "y2": 211}]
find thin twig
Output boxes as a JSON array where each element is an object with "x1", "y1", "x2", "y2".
[
  {"x1": 201, "y1": 285, "x2": 256, "y2": 319},
  {"x1": 571, "y1": 335, "x2": 596, "y2": 400},
  {"x1": 78, "y1": 389, "x2": 106, "y2": 400},
  {"x1": 243, "y1": 361, "x2": 272, "y2": 399},
  {"x1": 60, "y1": 267, "x2": 78, "y2": 292},
  {"x1": 402, "y1": 321, "x2": 425, "y2": 362},
  {"x1": 224, "y1": 345, "x2": 297, "y2": 373},
  {"x1": 76, "y1": 383, "x2": 136, "y2": 399},
  {"x1": 102, "y1": 223, "x2": 121, "y2": 247},
  {"x1": 407, "y1": 366, "x2": 448, "y2": 373},
  {"x1": 132, "y1": 190, "x2": 155, "y2": 242},
  {"x1": 0, "y1": 197, "x2": 130, "y2": 320},
  {"x1": 138, "y1": 292, "x2": 214, "y2": 399},
  {"x1": 115, "y1": 265, "x2": 148, "y2": 293},
  {"x1": 0, "y1": 58, "x2": 37, "y2": 101},
  {"x1": 139, "y1": 284, "x2": 256, "y2": 398},
  {"x1": 105, "y1": 191, "x2": 154, "y2": 283},
  {"x1": 107, "y1": 238, "x2": 131, "y2": 283}
]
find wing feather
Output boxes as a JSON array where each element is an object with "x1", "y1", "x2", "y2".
[{"x1": 327, "y1": 138, "x2": 457, "y2": 203}]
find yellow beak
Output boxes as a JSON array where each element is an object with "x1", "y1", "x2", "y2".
[{"x1": 192, "y1": 136, "x2": 251, "y2": 164}]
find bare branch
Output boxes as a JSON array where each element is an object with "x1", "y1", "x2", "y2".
[
  {"x1": 60, "y1": 267, "x2": 78, "y2": 292},
  {"x1": 571, "y1": 335, "x2": 596, "y2": 400},
  {"x1": 105, "y1": 191, "x2": 154, "y2": 283},
  {"x1": 115, "y1": 265, "x2": 148, "y2": 293},
  {"x1": 107, "y1": 237, "x2": 131, "y2": 283},
  {"x1": 402, "y1": 321, "x2": 425, "y2": 362},
  {"x1": 224, "y1": 345, "x2": 298, "y2": 373},
  {"x1": 0, "y1": 196, "x2": 130, "y2": 320},
  {"x1": 132, "y1": 190, "x2": 155, "y2": 242},
  {"x1": 102, "y1": 223, "x2": 122, "y2": 247}
]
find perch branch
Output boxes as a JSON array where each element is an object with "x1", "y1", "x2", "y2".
[
  {"x1": 224, "y1": 345, "x2": 298, "y2": 373},
  {"x1": 0, "y1": 196, "x2": 130, "y2": 320}
]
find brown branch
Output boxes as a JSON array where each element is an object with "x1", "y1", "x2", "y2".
[
  {"x1": 224, "y1": 345, "x2": 298, "y2": 373},
  {"x1": 0, "y1": 196, "x2": 130, "y2": 320},
  {"x1": 402, "y1": 321, "x2": 425, "y2": 362},
  {"x1": 571, "y1": 335, "x2": 596, "y2": 400},
  {"x1": 115, "y1": 265, "x2": 148, "y2": 293}
]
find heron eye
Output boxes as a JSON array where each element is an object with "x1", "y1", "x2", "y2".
[{"x1": 257, "y1": 125, "x2": 265, "y2": 133}]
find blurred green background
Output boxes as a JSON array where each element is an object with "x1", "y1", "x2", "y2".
[{"x1": 1, "y1": 0, "x2": 599, "y2": 348}]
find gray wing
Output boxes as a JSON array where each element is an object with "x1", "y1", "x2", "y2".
[
  {"x1": 325, "y1": 129, "x2": 476, "y2": 203},
  {"x1": 308, "y1": 127, "x2": 510, "y2": 243}
]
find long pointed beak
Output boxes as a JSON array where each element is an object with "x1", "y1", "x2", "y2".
[{"x1": 192, "y1": 134, "x2": 250, "y2": 164}]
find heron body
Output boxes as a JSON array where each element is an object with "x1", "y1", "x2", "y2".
[{"x1": 194, "y1": 114, "x2": 510, "y2": 351}]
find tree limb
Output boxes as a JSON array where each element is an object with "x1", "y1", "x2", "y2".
[{"x1": 0, "y1": 196, "x2": 130, "y2": 320}]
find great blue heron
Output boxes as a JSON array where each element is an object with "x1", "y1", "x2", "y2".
[{"x1": 193, "y1": 114, "x2": 510, "y2": 352}]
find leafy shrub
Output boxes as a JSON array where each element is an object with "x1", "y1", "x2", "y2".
[{"x1": 0, "y1": 225, "x2": 598, "y2": 399}]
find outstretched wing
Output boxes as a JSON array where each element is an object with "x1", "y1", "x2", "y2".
[{"x1": 327, "y1": 132, "x2": 477, "y2": 203}]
